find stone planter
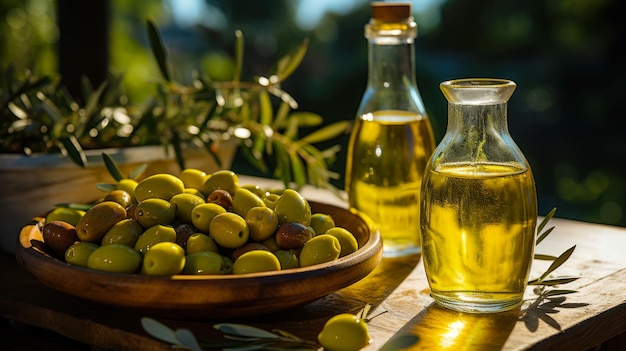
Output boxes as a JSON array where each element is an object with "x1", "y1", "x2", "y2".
[{"x1": 0, "y1": 141, "x2": 238, "y2": 254}]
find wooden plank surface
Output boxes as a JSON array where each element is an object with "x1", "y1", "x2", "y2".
[{"x1": 1, "y1": 177, "x2": 625, "y2": 350}]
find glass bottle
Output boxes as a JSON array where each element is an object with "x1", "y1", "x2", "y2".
[
  {"x1": 420, "y1": 78, "x2": 538, "y2": 313},
  {"x1": 345, "y1": 2, "x2": 436, "y2": 258}
]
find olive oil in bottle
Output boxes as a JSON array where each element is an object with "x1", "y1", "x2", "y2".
[
  {"x1": 346, "y1": 110, "x2": 434, "y2": 256},
  {"x1": 345, "y1": 3, "x2": 436, "y2": 257}
]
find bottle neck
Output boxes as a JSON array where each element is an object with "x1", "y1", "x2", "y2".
[
  {"x1": 357, "y1": 18, "x2": 425, "y2": 116},
  {"x1": 367, "y1": 38, "x2": 417, "y2": 90}
]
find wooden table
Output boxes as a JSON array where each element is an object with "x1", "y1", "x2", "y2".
[{"x1": 1, "y1": 177, "x2": 626, "y2": 350}]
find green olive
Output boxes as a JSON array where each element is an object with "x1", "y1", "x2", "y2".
[
  {"x1": 76, "y1": 202, "x2": 127, "y2": 243},
  {"x1": 134, "y1": 173, "x2": 185, "y2": 202},
  {"x1": 191, "y1": 203, "x2": 226, "y2": 233},
  {"x1": 309, "y1": 213, "x2": 336, "y2": 235},
  {"x1": 274, "y1": 189, "x2": 311, "y2": 226},
  {"x1": 232, "y1": 187, "x2": 266, "y2": 218},
  {"x1": 299, "y1": 234, "x2": 341, "y2": 267},
  {"x1": 87, "y1": 244, "x2": 142, "y2": 274},
  {"x1": 241, "y1": 184, "x2": 266, "y2": 198},
  {"x1": 318, "y1": 313, "x2": 372, "y2": 351},
  {"x1": 325, "y1": 227, "x2": 359, "y2": 257},
  {"x1": 101, "y1": 218, "x2": 143, "y2": 247},
  {"x1": 179, "y1": 168, "x2": 208, "y2": 190},
  {"x1": 183, "y1": 251, "x2": 227, "y2": 275},
  {"x1": 262, "y1": 193, "x2": 281, "y2": 210},
  {"x1": 103, "y1": 189, "x2": 134, "y2": 209},
  {"x1": 245, "y1": 206, "x2": 279, "y2": 242},
  {"x1": 232, "y1": 250, "x2": 281, "y2": 274},
  {"x1": 186, "y1": 233, "x2": 219, "y2": 254},
  {"x1": 274, "y1": 249, "x2": 299, "y2": 269},
  {"x1": 64, "y1": 241, "x2": 99, "y2": 267},
  {"x1": 135, "y1": 198, "x2": 176, "y2": 228},
  {"x1": 169, "y1": 193, "x2": 205, "y2": 224},
  {"x1": 209, "y1": 212, "x2": 249, "y2": 249},
  {"x1": 140, "y1": 241, "x2": 186, "y2": 276},
  {"x1": 134, "y1": 224, "x2": 177, "y2": 256},
  {"x1": 202, "y1": 170, "x2": 239, "y2": 197},
  {"x1": 45, "y1": 207, "x2": 85, "y2": 227}
]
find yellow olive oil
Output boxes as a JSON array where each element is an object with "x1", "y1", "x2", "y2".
[
  {"x1": 420, "y1": 162, "x2": 537, "y2": 312},
  {"x1": 345, "y1": 110, "x2": 435, "y2": 257}
]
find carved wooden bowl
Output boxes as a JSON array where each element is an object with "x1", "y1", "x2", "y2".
[{"x1": 15, "y1": 201, "x2": 382, "y2": 319}]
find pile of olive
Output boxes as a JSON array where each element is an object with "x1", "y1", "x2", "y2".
[{"x1": 40, "y1": 169, "x2": 359, "y2": 276}]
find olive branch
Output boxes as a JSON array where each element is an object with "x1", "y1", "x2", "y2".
[{"x1": 527, "y1": 208, "x2": 579, "y2": 300}]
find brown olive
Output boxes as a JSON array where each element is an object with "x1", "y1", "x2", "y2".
[
  {"x1": 206, "y1": 189, "x2": 233, "y2": 211},
  {"x1": 42, "y1": 220, "x2": 79, "y2": 258},
  {"x1": 174, "y1": 223, "x2": 197, "y2": 250},
  {"x1": 275, "y1": 222, "x2": 315, "y2": 249}
]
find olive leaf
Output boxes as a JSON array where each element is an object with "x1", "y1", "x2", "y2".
[
  {"x1": 146, "y1": 19, "x2": 171, "y2": 82},
  {"x1": 140, "y1": 317, "x2": 181, "y2": 345},
  {"x1": 213, "y1": 323, "x2": 281, "y2": 339}
]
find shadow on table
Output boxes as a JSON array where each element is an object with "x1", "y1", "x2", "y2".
[
  {"x1": 380, "y1": 302, "x2": 519, "y2": 351},
  {"x1": 241, "y1": 253, "x2": 421, "y2": 341}
]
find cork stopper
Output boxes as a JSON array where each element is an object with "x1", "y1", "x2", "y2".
[{"x1": 371, "y1": 2, "x2": 412, "y2": 22}]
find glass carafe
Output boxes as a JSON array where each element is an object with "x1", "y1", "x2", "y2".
[
  {"x1": 420, "y1": 78, "x2": 537, "y2": 313},
  {"x1": 345, "y1": 2, "x2": 436, "y2": 258}
]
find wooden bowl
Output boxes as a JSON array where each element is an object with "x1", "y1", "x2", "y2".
[{"x1": 15, "y1": 201, "x2": 382, "y2": 319}]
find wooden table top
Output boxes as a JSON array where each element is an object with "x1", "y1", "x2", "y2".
[{"x1": 1, "y1": 177, "x2": 625, "y2": 350}]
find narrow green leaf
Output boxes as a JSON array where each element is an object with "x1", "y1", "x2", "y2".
[
  {"x1": 59, "y1": 136, "x2": 87, "y2": 167},
  {"x1": 214, "y1": 324, "x2": 280, "y2": 339},
  {"x1": 129, "y1": 164, "x2": 148, "y2": 180},
  {"x1": 96, "y1": 183, "x2": 117, "y2": 193},
  {"x1": 539, "y1": 245, "x2": 576, "y2": 282},
  {"x1": 536, "y1": 208, "x2": 557, "y2": 237},
  {"x1": 102, "y1": 152, "x2": 124, "y2": 182},
  {"x1": 83, "y1": 79, "x2": 108, "y2": 119},
  {"x1": 233, "y1": 30, "x2": 244, "y2": 82},
  {"x1": 141, "y1": 318, "x2": 180, "y2": 345},
  {"x1": 271, "y1": 38, "x2": 309, "y2": 82},
  {"x1": 272, "y1": 100, "x2": 291, "y2": 129},
  {"x1": 146, "y1": 19, "x2": 171, "y2": 81},
  {"x1": 171, "y1": 129, "x2": 186, "y2": 171},
  {"x1": 534, "y1": 254, "x2": 558, "y2": 261},
  {"x1": 536, "y1": 226, "x2": 555, "y2": 246},
  {"x1": 272, "y1": 141, "x2": 292, "y2": 187},
  {"x1": 299, "y1": 120, "x2": 351, "y2": 144},
  {"x1": 259, "y1": 90, "x2": 273, "y2": 126},
  {"x1": 535, "y1": 276, "x2": 580, "y2": 286},
  {"x1": 284, "y1": 115, "x2": 299, "y2": 140},
  {"x1": 287, "y1": 111, "x2": 323, "y2": 128},
  {"x1": 238, "y1": 143, "x2": 268, "y2": 173},
  {"x1": 289, "y1": 152, "x2": 306, "y2": 188},
  {"x1": 39, "y1": 95, "x2": 65, "y2": 123}
]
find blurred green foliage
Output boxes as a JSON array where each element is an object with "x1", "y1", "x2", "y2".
[{"x1": 1, "y1": 0, "x2": 624, "y2": 226}]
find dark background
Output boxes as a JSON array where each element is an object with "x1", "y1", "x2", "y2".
[{"x1": 1, "y1": 0, "x2": 624, "y2": 227}]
